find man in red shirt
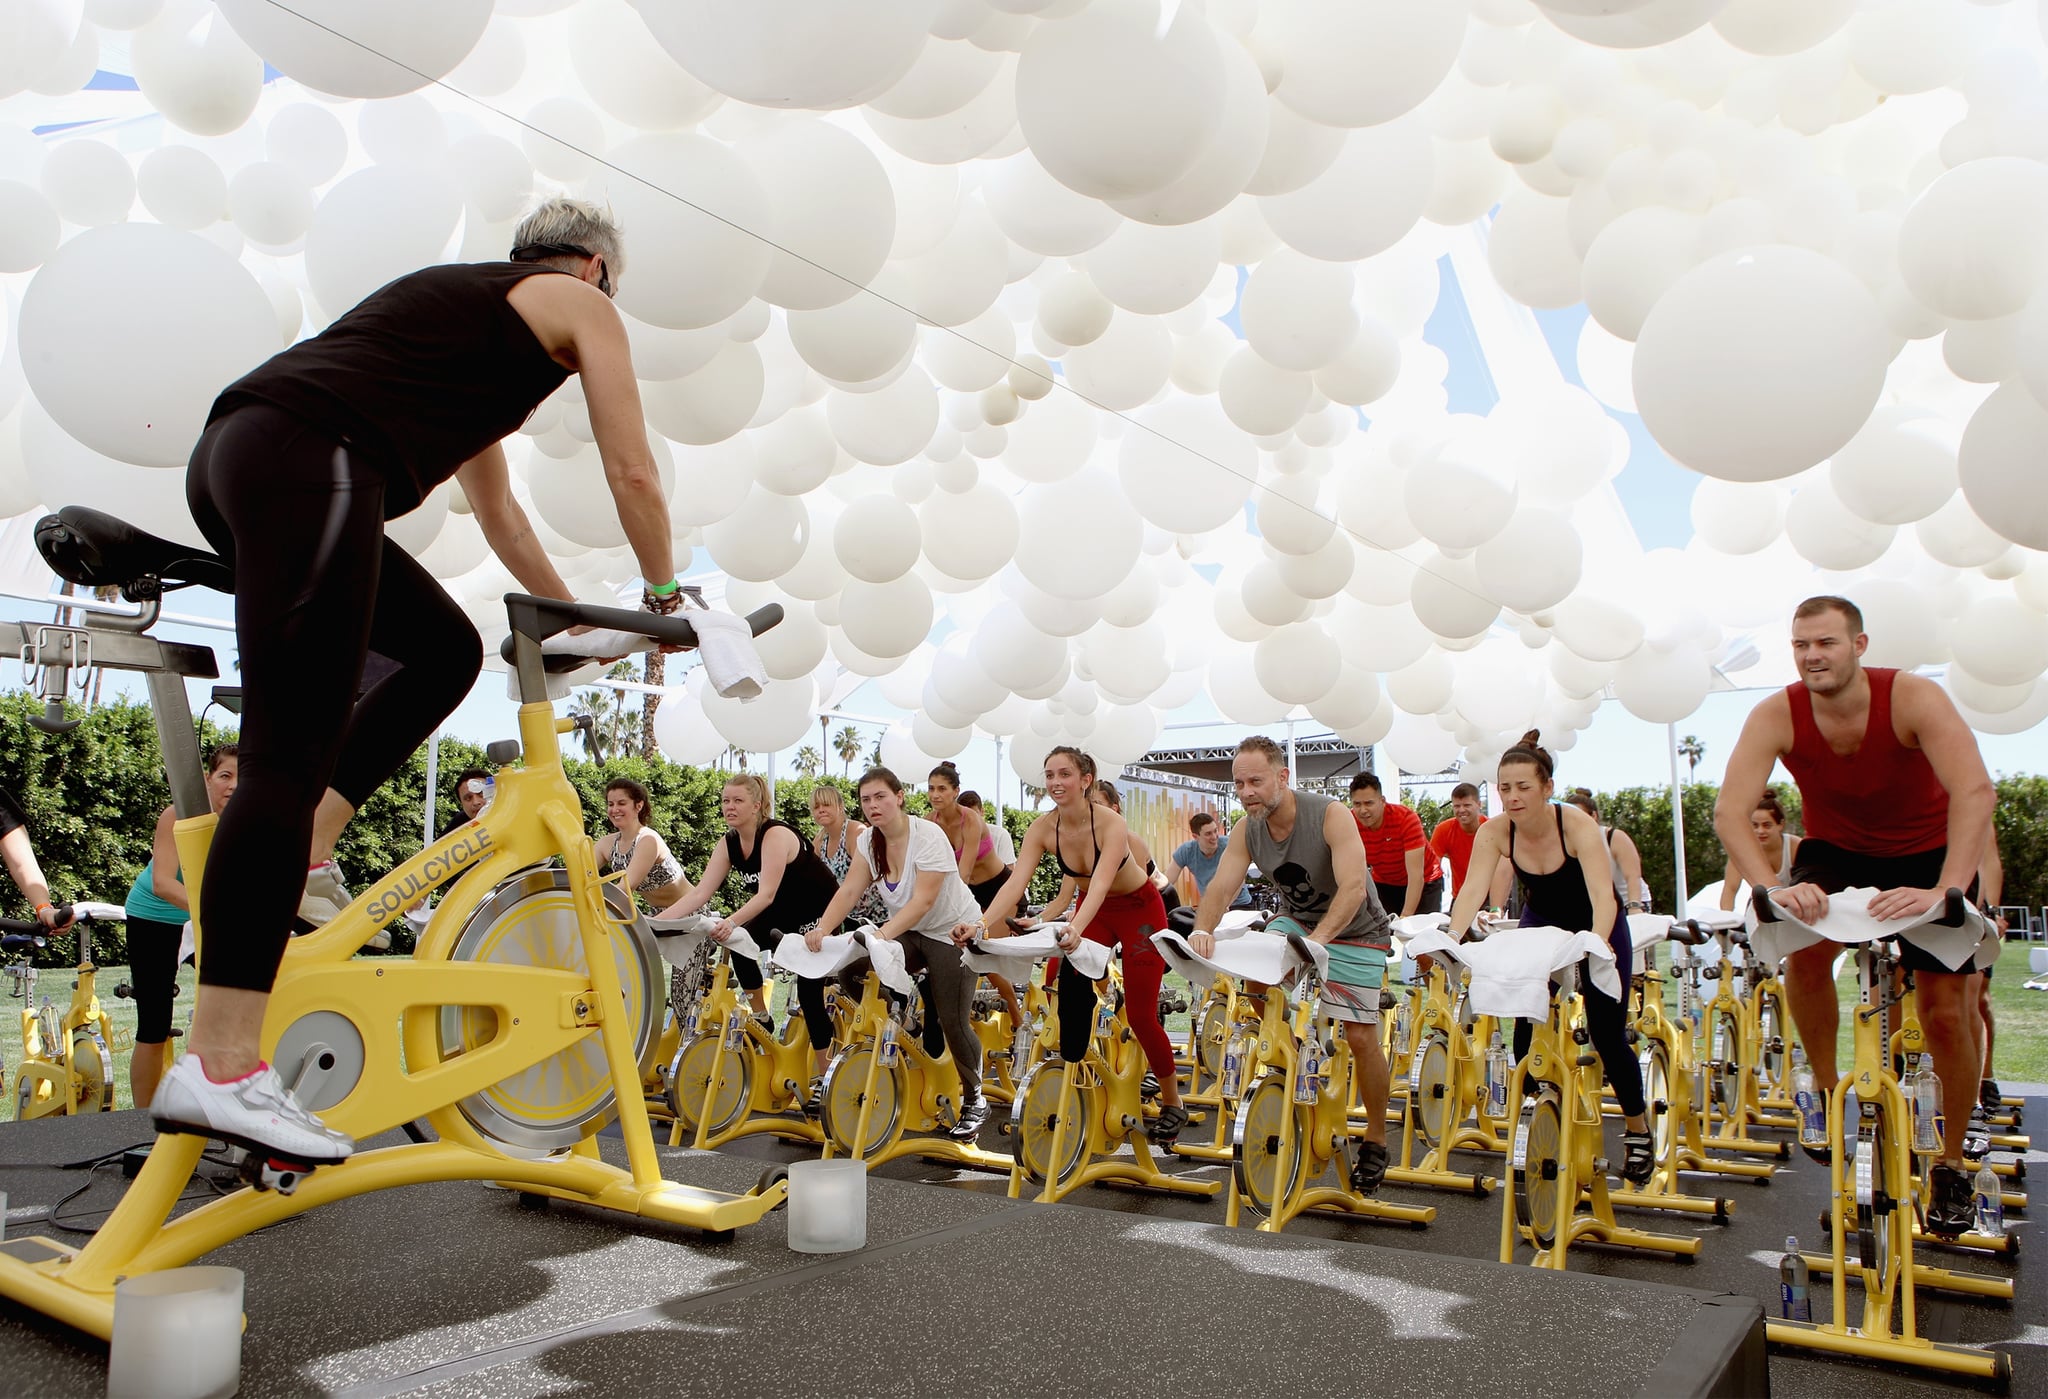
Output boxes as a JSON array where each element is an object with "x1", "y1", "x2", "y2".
[
  {"x1": 1715, "y1": 595, "x2": 1994, "y2": 1237},
  {"x1": 1348, "y1": 772, "x2": 1442, "y2": 917},
  {"x1": 1428, "y1": 782, "x2": 1500, "y2": 907}
]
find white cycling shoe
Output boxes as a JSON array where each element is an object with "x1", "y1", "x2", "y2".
[
  {"x1": 152, "y1": 1056, "x2": 354, "y2": 1165},
  {"x1": 299, "y1": 860, "x2": 390, "y2": 950}
]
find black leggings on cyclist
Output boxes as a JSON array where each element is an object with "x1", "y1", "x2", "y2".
[
  {"x1": 126, "y1": 915, "x2": 183, "y2": 1044},
  {"x1": 729, "y1": 931, "x2": 838, "y2": 1049},
  {"x1": 1509, "y1": 959, "x2": 1646, "y2": 1117},
  {"x1": 186, "y1": 403, "x2": 481, "y2": 994}
]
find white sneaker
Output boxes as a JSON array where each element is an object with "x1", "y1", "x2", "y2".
[
  {"x1": 298, "y1": 860, "x2": 351, "y2": 926},
  {"x1": 152, "y1": 1056, "x2": 354, "y2": 1165}
]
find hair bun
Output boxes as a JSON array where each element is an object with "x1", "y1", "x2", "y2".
[{"x1": 1517, "y1": 728, "x2": 1543, "y2": 747}]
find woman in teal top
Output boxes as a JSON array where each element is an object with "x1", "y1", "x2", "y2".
[{"x1": 124, "y1": 746, "x2": 236, "y2": 1110}]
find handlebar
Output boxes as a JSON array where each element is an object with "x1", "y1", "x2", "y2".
[
  {"x1": 0, "y1": 906, "x2": 70, "y2": 935},
  {"x1": 1753, "y1": 885, "x2": 1971, "y2": 928},
  {"x1": 1669, "y1": 920, "x2": 1710, "y2": 947},
  {"x1": 497, "y1": 595, "x2": 784, "y2": 673}
]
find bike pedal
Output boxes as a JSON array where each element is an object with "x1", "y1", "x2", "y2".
[{"x1": 236, "y1": 1154, "x2": 318, "y2": 1196}]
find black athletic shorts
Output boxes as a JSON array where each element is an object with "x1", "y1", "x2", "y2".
[{"x1": 1788, "y1": 839, "x2": 1986, "y2": 975}]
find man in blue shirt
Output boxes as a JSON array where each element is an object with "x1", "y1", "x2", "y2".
[{"x1": 1163, "y1": 811, "x2": 1252, "y2": 909}]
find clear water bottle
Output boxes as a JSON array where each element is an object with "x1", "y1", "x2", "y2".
[
  {"x1": 721, "y1": 1007, "x2": 747, "y2": 1051},
  {"x1": 1911, "y1": 1056, "x2": 1941, "y2": 1156},
  {"x1": 1392, "y1": 997, "x2": 1411, "y2": 1059},
  {"x1": 1974, "y1": 1160, "x2": 2005, "y2": 1238},
  {"x1": 1778, "y1": 1236, "x2": 1812, "y2": 1322},
  {"x1": 1793, "y1": 1059, "x2": 1826, "y2": 1149},
  {"x1": 1295, "y1": 1035, "x2": 1324, "y2": 1105},
  {"x1": 879, "y1": 1016, "x2": 900, "y2": 1068},
  {"x1": 1220, "y1": 1030, "x2": 1248, "y2": 1100},
  {"x1": 1485, "y1": 1030, "x2": 1510, "y2": 1118},
  {"x1": 479, "y1": 775, "x2": 496, "y2": 816},
  {"x1": 1710, "y1": 1017, "x2": 1727, "y2": 1064},
  {"x1": 682, "y1": 1002, "x2": 700, "y2": 1038},
  {"x1": 1093, "y1": 997, "x2": 1115, "y2": 1039},
  {"x1": 1011, "y1": 1016, "x2": 1036, "y2": 1080}
]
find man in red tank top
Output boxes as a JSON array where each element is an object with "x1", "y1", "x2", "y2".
[{"x1": 1715, "y1": 596, "x2": 1995, "y2": 1235}]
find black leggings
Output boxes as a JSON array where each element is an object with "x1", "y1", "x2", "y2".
[
  {"x1": 729, "y1": 933, "x2": 838, "y2": 1051},
  {"x1": 1510, "y1": 961, "x2": 1646, "y2": 1118},
  {"x1": 126, "y1": 915, "x2": 183, "y2": 1043},
  {"x1": 186, "y1": 403, "x2": 481, "y2": 993}
]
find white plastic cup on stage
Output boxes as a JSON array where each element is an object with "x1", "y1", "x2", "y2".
[
  {"x1": 786, "y1": 1159, "x2": 867, "y2": 1254},
  {"x1": 107, "y1": 1266, "x2": 244, "y2": 1399}
]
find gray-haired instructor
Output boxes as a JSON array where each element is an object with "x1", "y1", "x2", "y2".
[
  {"x1": 152, "y1": 199, "x2": 682, "y2": 1167},
  {"x1": 1715, "y1": 595, "x2": 1996, "y2": 1238}
]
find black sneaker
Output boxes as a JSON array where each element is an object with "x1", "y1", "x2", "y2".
[
  {"x1": 1145, "y1": 1102, "x2": 1190, "y2": 1145},
  {"x1": 804, "y1": 1079, "x2": 824, "y2": 1118},
  {"x1": 1980, "y1": 1079, "x2": 2003, "y2": 1113},
  {"x1": 1350, "y1": 1139, "x2": 1389, "y2": 1196},
  {"x1": 950, "y1": 1095, "x2": 989, "y2": 1140},
  {"x1": 1621, "y1": 1130, "x2": 1655, "y2": 1186},
  {"x1": 1925, "y1": 1162, "x2": 1975, "y2": 1239},
  {"x1": 754, "y1": 1012, "x2": 777, "y2": 1036},
  {"x1": 1140, "y1": 1071, "x2": 1161, "y2": 1101}
]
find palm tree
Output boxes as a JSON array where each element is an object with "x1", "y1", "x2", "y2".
[
  {"x1": 796, "y1": 745, "x2": 823, "y2": 778},
  {"x1": 566, "y1": 690, "x2": 612, "y2": 762},
  {"x1": 640, "y1": 649, "x2": 664, "y2": 758},
  {"x1": 1678, "y1": 733, "x2": 1705, "y2": 781},
  {"x1": 601, "y1": 662, "x2": 638, "y2": 757},
  {"x1": 834, "y1": 724, "x2": 863, "y2": 776}
]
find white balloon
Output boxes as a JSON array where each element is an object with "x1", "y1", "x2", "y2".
[
  {"x1": 19, "y1": 223, "x2": 276, "y2": 468},
  {"x1": 600, "y1": 134, "x2": 771, "y2": 330},
  {"x1": 703, "y1": 488, "x2": 808, "y2": 582},
  {"x1": 1004, "y1": 387, "x2": 1100, "y2": 483},
  {"x1": 20, "y1": 400, "x2": 207, "y2": 547},
  {"x1": 132, "y1": 145, "x2": 224, "y2": 233},
  {"x1": 521, "y1": 97, "x2": 606, "y2": 184},
  {"x1": 1406, "y1": 418, "x2": 1519, "y2": 551},
  {"x1": 828, "y1": 366, "x2": 939, "y2": 466},
  {"x1": 638, "y1": 0, "x2": 937, "y2": 110},
  {"x1": 834, "y1": 494, "x2": 921, "y2": 584},
  {"x1": 1829, "y1": 405, "x2": 1958, "y2": 526},
  {"x1": 1916, "y1": 491, "x2": 2010, "y2": 569},
  {"x1": 1014, "y1": 0, "x2": 1226, "y2": 200},
  {"x1": 131, "y1": 0, "x2": 262, "y2": 136},
  {"x1": 1264, "y1": 0, "x2": 1470, "y2": 128},
  {"x1": 982, "y1": 151, "x2": 1121, "y2": 258},
  {"x1": 1208, "y1": 642, "x2": 1292, "y2": 724},
  {"x1": 651, "y1": 689, "x2": 727, "y2": 766},
  {"x1": 215, "y1": 0, "x2": 490, "y2": 97},
  {"x1": 1386, "y1": 648, "x2": 1454, "y2": 716},
  {"x1": 1410, "y1": 552, "x2": 1501, "y2": 641},
  {"x1": 1958, "y1": 381, "x2": 2048, "y2": 550},
  {"x1": 1634, "y1": 246, "x2": 1888, "y2": 481},
  {"x1": 1058, "y1": 310, "x2": 1173, "y2": 411},
  {"x1": 1240, "y1": 252, "x2": 1360, "y2": 373},
  {"x1": 39, "y1": 139, "x2": 132, "y2": 227},
  {"x1": 265, "y1": 103, "x2": 346, "y2": 186},
  {"x1": 227, "y1": 161, "x2": 313, "y2": 247},
  {"x1": 567, "y1": 0, "x2": 719, "y2": 131},
  {"x1": 1542, "y1": 0, "x2": 1725, "y2": 49},
  {"x1": 303, "y1": 164, "x2": 459, "y2": 317},
  {"x1": 1613, "y1": 643, "x2": 1710, "y2": 724},
  {"x1": 1689, "y1": 477, "x2": 1786, "y2": 555},
  {"x1": 738, "y1": 120, "x2": 895, "y2": 311},
  {"x1": 1784, "y1": 477, "x2": 1896, "y2": 571},
  {"x1": 787, "y1": 290, "x2": 918, "y2": 386},
  {"x1": 894, "y1": 197, "x2": 1009, "y2": 328},
  {"x1": 1551, "y1": 594, "x2": 1645, "y2": 662},
  {"x1": 2016, "y1": 289, "x2": 2048, "y2": 411},
  {"x1": 1252, "y1": 621, "x2": 1342, "y2": 706},
  {"x1": 1260, "y1": 121, "x2": 1436, "y2": 263},
  {"x1": 1582, "y1": 207, "x2": 1702, "y2": 342},
  {"x1": 1015, "y1": 470, "x2": 1143, "y2": 602},
  {"x1": 1475, "y1": 507, "x2": 1583, "y2": 612},
  {"x1": 1107, "y1": 35, "x2": 1268, "y2": 226},
  {"x1": 921, "y1": 481, "x2": 1019, "y2": 581},
  {"x1": 705, "y1": 676, "x2": 817, "y2": 754},
  {"x1": 1487, "y1": 189, "x2": 1583, "y2": 309},
  {"x1": 975, "y1": 604, "x2": 1069, "y2": 692},
  {"x1": 1575, "y1": 316, "x2": 1638, "y2": 414},
  {"x1": 1897, "y1": 158, "x2": 2048, "y2": 322},
  {"x1": 1854, "y1": 577, "x2": 1944, "y2": 671},
  {"x1": 0, "y1": 181, "x2": 60, "y2": 272},
  {"x1": 1379, "y1": 709, "x2": 1461, "y2": 774},
  {"x1": 1949, "y1": 596, "x2": 2048, "y2": 688},
  {"x1": 1218, "y1": 348, "x2": 1313, "y2": 437},
  {"x1": 840, "y1": 572, "x2": 935, "y2": 657},
  {"x1": 643, "y1": 342, "x2": 764, "y2": 447}
]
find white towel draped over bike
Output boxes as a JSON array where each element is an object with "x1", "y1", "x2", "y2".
[
  {"x1": 1744, "y1": 887, "x2": 1993, "y2": 971},
  {"x1": 1400, "y1": 926, "x2": 1623, "y2": 1021},
  {"x1": 961, "y1": 925, "x2": 1112, "y2": 980},
  {"x1": 770, "y1": 924, "x2": 916, "y2": 999},
  {"x1": 647, "y1": 912, "x2": 763, "y2": 972},
  {"x1": 1150, "y1": 928, "x2": 1327, "y2": 995}
]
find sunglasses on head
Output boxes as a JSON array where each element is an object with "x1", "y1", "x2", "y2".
[{"x1": 511, "y1": 241, "x2": 612, "y2": 298}]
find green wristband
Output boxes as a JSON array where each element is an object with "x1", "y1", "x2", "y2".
[{"x1": 646, "y1": 578, "x2": 680, "y2": 597}]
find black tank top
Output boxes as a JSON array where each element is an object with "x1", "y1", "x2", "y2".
[
  {"x1": 725, "y1": 818, "x2": 840, "y2": 938},
  {"x1": 1509, "y1": 806, "x2": 1618, "y2": 934},
  {"x1": 209, "y1": 262, "x2": 574, "y2": 517}
]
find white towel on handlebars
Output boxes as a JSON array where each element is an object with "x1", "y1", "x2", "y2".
[
  {"x1": 686, "y1": 608, "x2": 766, "y2": 701},
  {"x1": 647, "y1": 913, "x2": 762, "y2": 970},
  {"x1": 769, "y1": 926, "x2": 916, "y2": 998},
  {"x1": 1150, "y1": 928, "x2": 1325, "y2": 994},
  {"x1": 1744, "y1": 886, "x2": 1991, "y2": 972},
  {"x1": 1401, "y1": 926, "x2": 1622, "y2": 1021},
  {"x1": 961, "y1": 927, "x2": 1113, "y2": 980}
]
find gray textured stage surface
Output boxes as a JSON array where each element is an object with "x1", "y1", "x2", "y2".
[{"x1": 0, "y1": 1092, "x2": 2036, "y2": 1397}]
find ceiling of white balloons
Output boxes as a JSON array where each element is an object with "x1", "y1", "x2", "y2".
[{"x1": 4, "y1": 0, "x2": 2048, "y2": 790}]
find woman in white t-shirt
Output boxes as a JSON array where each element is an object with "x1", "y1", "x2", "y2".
[{"x1": 806, "y1": 766, "x2": 988, "y2": 1140}]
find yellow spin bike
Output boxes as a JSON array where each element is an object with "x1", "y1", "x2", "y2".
[
  {"x1": 1691, "y1": 921, "x2": 1798, "y2": 1157},
  {"x1": 1228, "y1": 924, "x2": 1434, "y2": 1233},
  {"x1": 1390, "y1": 954, "x2": 1503, "y2": 1197},
  {"x1": 1755, "y1": 888, "x2": 2013, "y2": 1386},
  {"x1": 0, "y1": 506, "x2": 789, "y2": 1342},
  {"x1": 10, "y1": 905, "x2": 123, "y2": 1120},
  {"x1": 816, "y1": 932, "x2": 1014, "y2": 1174}
]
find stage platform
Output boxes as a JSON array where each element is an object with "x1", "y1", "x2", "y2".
[{"x1": 0, "y1": 1097, "x2": 2035, "y2": 1398}]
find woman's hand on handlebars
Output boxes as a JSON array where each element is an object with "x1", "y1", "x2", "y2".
[
  {"x1": 1056, "y1": 921, "x2": 1084, "y2": 953},
  {"x1": 1771, "y1": 882, "x2": 1830, "y2": 924},
  {"x1": 1188, "y1": 930, "x2": 1215, "y2": 959},
  {"x1": 708, "y1": 916, "x2": 736, "y2": 942},
  {"x1": 35, "y1": 903, "x2": 73, "y2": 931},
  {"x1": 950, "y1": 921, "x2": 982, "y2": 946},
  {"x1": 803, "y1": 925, "x2": 828, "y2": 954}
]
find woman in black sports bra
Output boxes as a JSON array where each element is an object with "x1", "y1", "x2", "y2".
[
  {"x1": 1443, "y1": 731, "x2": 1654, "y2": 1187},
  {"x1": 960, "y1": 745, "x2": 1190, "y2": 1142}
]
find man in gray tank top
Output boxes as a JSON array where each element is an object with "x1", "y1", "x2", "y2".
[{"x1": 1188, "y1": 736, "x2": 1397, "y2": 1195}]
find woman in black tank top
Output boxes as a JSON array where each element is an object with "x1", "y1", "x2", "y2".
[
  {"x1": 1443, "y1": 733, "x2": 1654, "y2": 1187},
  {"x1": 661, "y1": 774, "x2": 842, "y2": 1062},
  {"x1": 160, "y1": 197, "x2": 689, "y2": 1165}
]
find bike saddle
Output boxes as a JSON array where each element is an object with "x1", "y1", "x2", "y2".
[
  {"x1": 36, "y1": 507, "x2": 234, "y2": 599},
  {"x1": 0, "y1": 933, "x2": 45, "y2": 952}
]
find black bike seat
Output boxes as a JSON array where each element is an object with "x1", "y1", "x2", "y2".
[{"x1": 36, "y1": 507, "x2": 233, "y2": 597}]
